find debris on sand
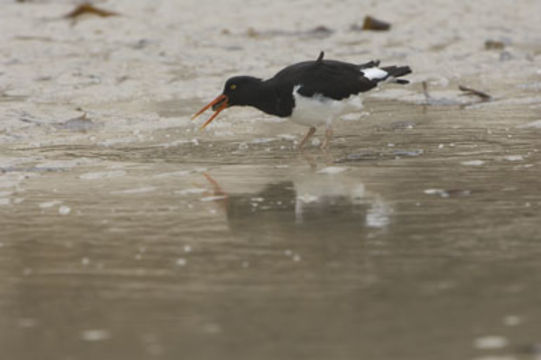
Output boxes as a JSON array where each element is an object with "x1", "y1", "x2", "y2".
[
  {"x1": 245, "y1": 26, "x2": 334, "y2": 39},
  {"x1": 64, "y1": 3, "x2": 119, "y2": 19},
  {"x1": 424, "y1": 189, "x2": 472, "y2": 198},
  {"x1": 353, "y1": 16, "x2": 391, "y2": 31},
  {"x1": 459, "y1": 85, "x2": 492, "y2": 101},
  {"x1": 422, "y1": 81, "x2": 430, "y2": 102},
  {"x1": 246, "y1": 27, "x2": 259, "y2": 38},
  {"x1": 421, "y1": 82, "x2": 492, "y2": 106},
  {"x1": 53, "y1": 112, "x2": 95, "y2": 132},
  {"x1": 335, "y1": 151, "x2": 380, "y2": 163},
  {"x1": 305, "y1": 25, "x2": 334, "y2": 37},
  {"x1": 485, "y1": 40, "x2": 505, "y2": 50}
]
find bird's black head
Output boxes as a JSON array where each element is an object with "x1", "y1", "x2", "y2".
[
  {"x1": 191, "y1": 76, "x2": 263, "y2": 129},
  {"x1": 217, "y1": 76, "x2": 263, "y2": 108}
]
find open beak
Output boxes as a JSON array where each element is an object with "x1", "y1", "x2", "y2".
[{"x1": 191, "y1": 94, "x2": 229, "y2": 129}]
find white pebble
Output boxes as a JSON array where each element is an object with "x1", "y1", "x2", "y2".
[
  {"x1": 176, "y1": 258, "x2": 187, "y2": 266},
  {"x1": 461, "y1": 160, "x2": 485, "y2": 166},
  {"x1": 184, "y1": 245, "x2": 192, "y2": 253},
  {"x1": 81, "y1": 329, "x2": 111, "y2": 342},
  {"x1": 474, "y1": 336, "x2": 509, "y2": 350},
  {"x1": 317, "y1": 166, "x2": 347, "y2": 175},
  {"x1": 297, "y1": 194, "x2": 319, "y2": 203},
  {"x1": 424, "y1": 189, "x2": 450, "y2": 198},
  {"x1": 58, "y1": 206, "x2": 71, "y2": 215},
  {"x1": 504, "y1": 155, "x2": 523, "y2": 161}
]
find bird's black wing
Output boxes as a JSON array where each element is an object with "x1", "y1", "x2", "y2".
[
  {"x1": 298, "y1": 60, "x2": 380, "y2": 100},
  {"x1": 269, "y1": 59, "x2": 380, "y2": 101}
]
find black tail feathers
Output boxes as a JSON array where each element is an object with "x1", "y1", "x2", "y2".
[{"x1": 381, "y1": 65, "x2": 412, "y2": 84}]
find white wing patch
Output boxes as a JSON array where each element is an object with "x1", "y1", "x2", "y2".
[{"x1": 362, "y1": 67, "x2": 388, "y2": 80}]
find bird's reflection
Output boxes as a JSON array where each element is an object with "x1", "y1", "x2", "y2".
[{"x1": 202, "y1": 169, "x2": 392, "y2": 236}]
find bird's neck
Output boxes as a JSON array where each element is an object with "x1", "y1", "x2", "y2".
[{"x1": 244, "y1": 82, "x2": 292, "y2": 118}]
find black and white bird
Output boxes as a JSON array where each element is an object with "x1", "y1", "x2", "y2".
[{"x1": 192, "y1": 51, "x2": 411, "y2": 149}]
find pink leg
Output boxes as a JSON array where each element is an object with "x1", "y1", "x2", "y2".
[{"x1": 298, "y1": 127, "x2": 316, "y2": 150}]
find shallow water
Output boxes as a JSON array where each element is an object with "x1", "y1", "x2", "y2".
[
  {"x1": 3, "y1": 99, "x2": 541, "y2": 360},
  {"x1": 2, "y1": 0, "x2": 541, "y2": 359}
]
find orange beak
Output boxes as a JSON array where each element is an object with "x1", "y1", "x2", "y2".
[{"x1": 191, "y1": 94, "x2": 229, "y2": 129}]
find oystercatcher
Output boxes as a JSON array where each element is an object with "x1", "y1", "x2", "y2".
[{"x1": 192, "y1": 52, "x2": 411, "y2": 149}]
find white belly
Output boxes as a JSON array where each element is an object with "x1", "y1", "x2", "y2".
[{"x1": 289, "y1": 86, "x2": 363, "y2": 127}]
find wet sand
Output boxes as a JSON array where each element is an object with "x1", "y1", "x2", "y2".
[{"x1": 1, "y1": 1, "x2": 541, "y2": 359}]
